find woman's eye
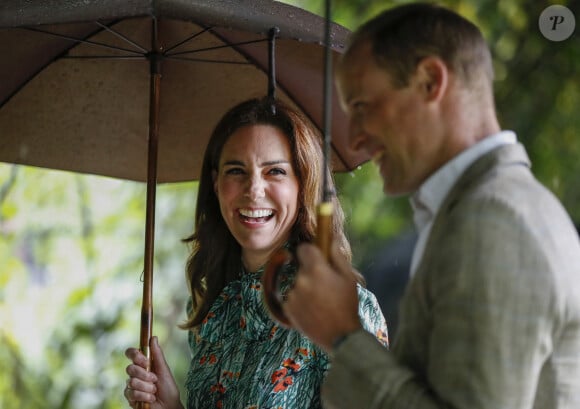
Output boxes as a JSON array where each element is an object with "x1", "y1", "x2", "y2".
[
  {"x1": 225, "y1": 167, "x2": 244, "y2": 175},
  {"x1": 268, "y1": 167, "x2": 287, "y2": 176}
]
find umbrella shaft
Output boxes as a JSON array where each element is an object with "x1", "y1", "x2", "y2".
[{"x1": 138, "y1": 21, "x2": 163, "y2": 408}]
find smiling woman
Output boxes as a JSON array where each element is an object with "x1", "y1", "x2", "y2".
[
  {"x1": 123, "y1": 97, "x2": 389, "y2": 409},
  {"x1": 215, "y1": 124, "x2": 300, "y2": 272}
]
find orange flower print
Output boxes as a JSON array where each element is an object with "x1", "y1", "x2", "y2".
[
  {"x1": 376, "y1": 329, "x2": 389, "y2": 347},
  {"x1": 296, "y1": 347, "x2": 309, "y2": 356},
  {"x1": 202, "y1": 311, "x2": 216, "y2": 324},
  {"x1": 269, "y1": 326, "x2": 278, "y2": 339},
  {"x1": 240, "y1": 316, "x2": 246, "y2": 329},
  {"x1": 272, "y1": 368, "x2": 293, "y2": 392},
  {"x1": 271, "y1": 358, "x2": 301, "y2": 393},
  {"x1": 273, "y1": 373, "x2": 293, "y2": 392},
  {"x1": 200, "y1": 354, "x2": 218, "y2": 365},
  {"x1": 210, "y1": 382, "x2": 226, "y2": 408},
  {"x1": 271, "y1": 368, "x2": 287, "y2": 383},
  {"x1": 222, "y1": 370, "x2": 240, "y2": 379},
  {"x1": 211, "y1": 382, "x2": 226, "y2": 394},
  {"x1": 282, "y1": 358, "x2": 300, "y2": 371}
]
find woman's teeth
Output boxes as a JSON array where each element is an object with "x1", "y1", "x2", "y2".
[
  {"x1": 239, "y1": 208, "x2": 274, "y2": 219},
  {"x1": 239, "y1": 209, "x2": 273, "y2": 218}
]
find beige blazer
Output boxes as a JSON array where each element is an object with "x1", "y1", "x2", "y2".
[{"x1": 322, "y1": 143, "x2": 580, "y2": 409}]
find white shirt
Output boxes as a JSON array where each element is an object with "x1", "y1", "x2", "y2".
[{"x1": 409, "y1": 131, "x2": 517, "y2": 276}]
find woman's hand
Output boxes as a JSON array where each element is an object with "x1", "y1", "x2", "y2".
[{"x1": 124, "y1": 336, "x2": 184, "y2": 409}]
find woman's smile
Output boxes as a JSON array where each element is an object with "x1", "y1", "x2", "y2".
[{"x1": 238, "y1": 208, "x2": 275, "y2": 225}]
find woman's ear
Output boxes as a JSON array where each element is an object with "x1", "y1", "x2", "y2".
[{"x1": 415, "y1": 56, "x2": 448, "y2": 102}]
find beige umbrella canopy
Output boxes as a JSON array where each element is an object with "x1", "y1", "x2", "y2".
[{"x1": 0, "y1": 0, "x2": 368, "y2": 182}]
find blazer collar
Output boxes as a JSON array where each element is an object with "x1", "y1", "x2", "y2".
[{"x1": 443, "y1": 142, "x2": 531, "y2": 211}]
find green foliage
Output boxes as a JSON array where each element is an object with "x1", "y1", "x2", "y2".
[
  {"x1": 0, "y1": 165, "x2": 192, "y2": 408},
  {"x1": 335, "y1": 163, "x2": 412, "y2": 266}
]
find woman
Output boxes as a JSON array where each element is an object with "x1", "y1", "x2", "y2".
[{"x1": 124, "y1": 97, "x2": 388, "y2": 409}]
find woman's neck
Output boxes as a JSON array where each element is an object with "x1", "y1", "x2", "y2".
[{"x1": 242, "y1": 252, "x2": 271, "y2": 273}]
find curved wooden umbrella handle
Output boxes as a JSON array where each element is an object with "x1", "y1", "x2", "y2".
[{"x1": 262, "y1": 203, "x2": 333, "y2": 327}]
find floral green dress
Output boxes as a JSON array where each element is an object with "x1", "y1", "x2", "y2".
[{"x1": 185, "y1": 267, "x2": 388, "y2": 409}]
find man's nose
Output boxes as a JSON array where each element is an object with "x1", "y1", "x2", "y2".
[
  {"x1": 245, "y1": 174, "x2": 266, "y2": 200},
  {"x1": 348, "y1": 116, "x2": 369, "y2": 153}
]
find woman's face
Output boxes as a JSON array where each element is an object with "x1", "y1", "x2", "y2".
[{"x1": 214, "y1": 124, "x2": 300, "y2": 271}]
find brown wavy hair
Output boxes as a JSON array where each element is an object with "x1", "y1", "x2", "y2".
[{"x1": 180, "y1": 97, "x2": 353, "y2": 329}]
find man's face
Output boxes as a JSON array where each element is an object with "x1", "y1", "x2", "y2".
[{"x1": 336, "y1": 42, "x2": 441, "y2": 196}]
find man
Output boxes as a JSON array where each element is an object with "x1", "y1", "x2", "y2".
[{"x1": 281, "y1": 3, "x2": 580, "y2": 408}]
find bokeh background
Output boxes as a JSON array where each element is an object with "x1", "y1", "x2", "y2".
[{"x1": 1, "y1": 0, "x2": 578, "y2": 407}]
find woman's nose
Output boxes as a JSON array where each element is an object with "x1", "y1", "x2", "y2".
[{"x1": 245, "y1": 174, "x2": 266, "y2": 200}]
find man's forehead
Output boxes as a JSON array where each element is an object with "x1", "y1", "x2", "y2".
[{"x1": 336, "y1": 45, "x2": 374, "y2": 102}]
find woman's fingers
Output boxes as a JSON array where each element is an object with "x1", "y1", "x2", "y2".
[
  {"x1": 125, "y1": 347, "x2": 147, "y2": 368},
  {"x1": 124, "y1": 344, "x2": 159, "y2": 405},
  {"x1": 124, "y1": 379, "x2": 157, "y2": 405}
]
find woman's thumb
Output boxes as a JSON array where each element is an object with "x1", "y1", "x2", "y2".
[{"x1": 150, "y1": 336, "x2": 170, "y2": 376}]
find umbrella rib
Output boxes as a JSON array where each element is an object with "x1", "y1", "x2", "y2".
[
  {"x1": 22, "y1": 26, "x2": 145, "y2": 56},
  {"x1": 165, "y1": 55, "x2": 251, "y2": 64},
  {"x1": 95, "y1": 21, "x2": 148, "y2": 53},
  {"x1": 166, "y1": 38, "x2": 266, "y2": 57},
  {"x1": 164, "y1": 26, "x2": 212, "y2": 54},
  {"x1": 62, "y1": 55, "x2": 146, "y2": 60}
]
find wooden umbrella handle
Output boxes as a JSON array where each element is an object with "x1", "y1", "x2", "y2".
[{"x1": 314, "y1": 202, "x2": 333, "y2": 260}]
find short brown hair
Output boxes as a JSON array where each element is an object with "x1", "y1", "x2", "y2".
[{"x1": 346, "y1": 3, "x2": 493, "y2": 90}]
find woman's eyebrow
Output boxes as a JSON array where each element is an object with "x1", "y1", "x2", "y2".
[
  {"x1": 222, "y1": 159, "x2": 290, "y2": 167},
  {"x1": 261, "y1": 159, "x2": 290, "y2": 166},
  {"x1": 222, "y1": 160, "x2": 245, "y2": 166}
]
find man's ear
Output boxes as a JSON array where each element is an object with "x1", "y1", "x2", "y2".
[{"x1": 415, "y1": 56, "x2": 448, "y2": 102}]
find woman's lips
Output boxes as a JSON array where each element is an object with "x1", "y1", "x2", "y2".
[{"x1": 238, "y1": 208, "x2": 274, "y2": 224}]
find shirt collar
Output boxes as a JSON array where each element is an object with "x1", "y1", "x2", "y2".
[{"x1": 410, "y1": 131, "x2": 517, "y2": 231}]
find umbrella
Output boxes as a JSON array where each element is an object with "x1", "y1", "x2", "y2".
[
  {"x1": 0, "y1": 0, "x2": 368, "y2": 383},
  {"x1": 0, "y1": 0, "x2": 367, "y2": 181}
]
